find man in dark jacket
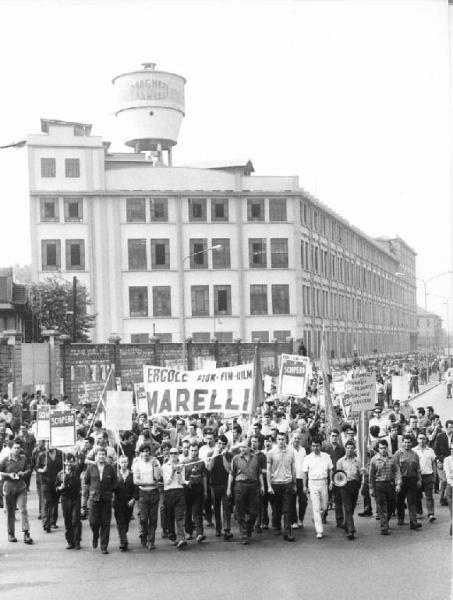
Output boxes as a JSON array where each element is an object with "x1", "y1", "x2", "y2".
[
  {"x1": 85, "y1": 447, "x2": 118, "y2": 554},
  {"x1": 36, "y1": 444, "x2": 64, "y2": 532},
  {"x1": 114, "y1": 454, "x2": 137, "y2": 551},
  {"x1": 322, "y1": 429, "x2": 345, "y2": 527},
  {"x1": 56, "y1": 454, "x2": 82, "y2": 549}
]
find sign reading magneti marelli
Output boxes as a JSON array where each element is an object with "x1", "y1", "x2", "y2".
[{"x1": 140, "y1": 364, "x2": 255, "y2": 416}]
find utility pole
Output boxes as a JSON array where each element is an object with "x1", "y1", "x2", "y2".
[{"x1": 72, "y1": 276, "x2": 77, "y2": 342}]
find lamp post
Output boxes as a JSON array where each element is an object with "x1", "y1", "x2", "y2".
[
  {"x1": 180, "y1": 244, "x2": 223, "y2": 369},
  {"x1": 0, "y1": 140, "x2": 26, "y2": 149}
]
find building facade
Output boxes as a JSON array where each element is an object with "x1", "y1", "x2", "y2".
[
  {"x1": 0, "y1": 268, "x2": 29, "y2": 339},
  {"x1": 27, "y1": 65, "x2": 417, "y2": 357},
  {"x1": 417, "y1": 307, "x2": 443, "y2": 352}
]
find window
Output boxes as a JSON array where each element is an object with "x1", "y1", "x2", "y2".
[
  {"x1": 212, "y1": 239, "x2": 230, "y2": 268},
  {"x1": 301, "y1": 240, "x2": 309, "y2": 270},
  {"x1": 0, "y1": 277, "x2": 8, "y2": 302},
  {"x1": 250, "y1": 285, "x2": 268, "y2": 315},
  {"x1": 131, "y1": 334, "x2": 149, "y2": 344},
  {"x1": 272, "y1": 284, "x2": 290, "y2": 314},
  {"x1": 151, "y1": 239, "x2": 170, "y2": 269},
  {"x1": 128, "y1": 239, "x2": 147, "y2": 270},
  {"x1": 190, "y1": 239, "x2": 208, "y2": 268},
  {"x1": 269, "y1": 198, "x2": 287, "y2": 222},
  {"x1": 192, "y1": 332, "x2": 211, "y2": 343},
  {"x1": 41, "y1": 240, "x2": 61, "y2": 270},
  {"x1": 214, "y1": 285, "x2": 231, "y2": 315},
  {"x1": 40, "y1": 197, "x2": 59, "y2": 221},
  {"x1": 66, "y1": 240, "x2": 85, "y2": 270},
  {"x1": 41, "y1": 158, "x2": 56, "y2": 178},
  {"x1": 274, "y1": 330, "x2": 291, "y2": 342},
  {"x1": 126, "y1": 198, "x2": 146, "y2": 223},
  {"x1": 191, "y1": 286, "x2": 209, "y2": 316},
  {"x1": 216, "y1": 332, "x2": 233, "y2": 342},
  {"x1": 251, "y1": 331, "x2": 269, "y2": 343},
  {"x1": 211, "y1": 198, "x2": 229, "y2": 221},
  {"x1": 249, "y1": 239, "x2": 267, "y2": 268},
  {"x1": 153, "y1": 286, "x2": 171, "y2": 317},
  {"x1": 129, "y1": 287, "x2": 148, "y2": 317},
  {"x1": 300, "y1": 201, "x2": 308, "y2": 225},
  {"x1": 64, "y1": 198, "x2": 83, "y2": 222},
  {"x1": 247, "y1": 198, "x2": 265, "y2": 221},
  {"x1": 150, "y1": 198, "x2": 168, "y2": 222},
  {"x1": 270, "y1": 239, "x2": 288, "y2": 268},
  {"x1": 155, "y1": 333, "x2": 172, "y2": 343},
  {"x1": 65, "y1": 158, "x2": 80, "y2": 178},
  {"x1": 302, "y1": 284, "x2": 311, "y2": 316},
  {"x1": 189, "y1": 198, "x2": 207, "y2": 221}
]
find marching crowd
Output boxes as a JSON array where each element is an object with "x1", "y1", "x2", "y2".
[{"x1": 0, "y1": 354, "x2": 452, "y2": 555}]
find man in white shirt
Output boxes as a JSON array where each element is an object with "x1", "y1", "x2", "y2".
[
  {"x1": 414, "y1": 432, "x2": 437, "y2": 522},
  {"x1": 290, "y1": 431, "x2": 307, "y2": 529},
  {"x1": 162, "y1": 449, "x2": 187, "y2": 549},
  {"x1": 369, "y1": 407, "x2": 388, "y2": 437},
  {"x1": 132, "y1": 444, "x2": 162, "y2": 549},
  {"x1": 302, "y1": 437, "x2": 333, "y2": 539}
]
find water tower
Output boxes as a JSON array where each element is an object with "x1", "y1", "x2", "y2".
[{"x1": 112, "y1": 63, "x2": 186, "y2": 165}]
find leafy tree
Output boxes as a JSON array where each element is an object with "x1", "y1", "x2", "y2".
[{"x1": 30, "y1": 276, "x2": 96, "y2": 342}]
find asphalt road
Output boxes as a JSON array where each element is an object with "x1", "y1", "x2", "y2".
[{"x1": 1, "y1": 382, "x2": 452, "y2": 600}]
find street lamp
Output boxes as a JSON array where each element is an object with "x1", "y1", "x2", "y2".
[
  {"x1": 0, "y1": 140, "x2": 26, "y2": 150},
  {"x1": 180, "y1": 244, "x2": 223, "y2": 368}
]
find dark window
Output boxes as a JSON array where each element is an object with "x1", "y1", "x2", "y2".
[
  {"x1": 65, "y1": 158, "x2": 80, "y2": 178},
  {"x1": 64, "y1": 198, "x2": 83, "y2": 222},
  {"x1": 153, "y1": 286, "x2": 171, "y2": 316},
  {"x1": 272, "y1": 284, "x2": 290, "y2": 314},
  {"x1": 270, "y1": 239, "x2": 288, "y2": 268},
  {"x1": 126, "y1": 198, "x2": 146, "y2": 222},
  {"x1": 65, "y1": 240, "x2": 85, "y2": 270},
  {"x1": 131, "y1": 333, "x2": 149, "y2": 344},
  {"x1": 247, "y1": 198, "x2": 264, "y2": 221},
  {"x1": 211, "y1": 198, "x2": 229, "y2": 221},
  {"x1": 155, "y1": 333, "x2": 172, "y2": 343},
  {"x1": 274, "y1": 330, "x2": 291, "y2": 342},
  {"x1": 41, "y1": 158, "x2": 56, "y2": 178},
  {"x1": 150, "y1": 198, "x2": 168, "y2": 222},
  {"x1": 214, "y1": 285, "x2": 231, "y2": 315},
  {"x1": 128, "y1": 239, "x2": 147, "y2": 270},
  {"x1": 269, "y1": 198, "x2": 287, "y2": 221},
  {"x1": 151, "y1": 239, "x2": 170, "y2": 269},
  {"x1": 129, "y1": 287, "x2": 148, "y2": 317},
  {"x1": 251, "y1": 331, "x2": 269, "y2": 343},
  {"x1": 249, "y1": 239, "x2": 267, "y2": 267},
  {"x1": 191, "y1": 286, "x2": 209, "y2": 316},
  {"x1": 41, "y1": 240, "x2": 61, "y2": 270},
  {"x1": 40, "y1": 197, "x2": 59, "y2": 221},
  {"x1": 212, "y1": 239, "x2": 230, "y2": 268},
  {"x1": 192, "y1": 332, "x2": 211, "y2": 343},
  {"x1": 0, "y1": 277, "x2": 9, "y2": 302},
  {"x1": 189, "y1": 198, "x2": 207, "y2": 221},
  {"x1": 215, "y1": 332, "x2": 233, "y2": 342},
  {"x1": 189, "y1": 239, "x2": 208, "y2": 268},
  {"x1": 250, "y1": 285, "x2": 268, "y2": 315}
]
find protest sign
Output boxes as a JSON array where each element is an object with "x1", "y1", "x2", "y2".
[
  {"x1": 278, "y1": 354, "x2": 311, "y2": 397},
  {"x1": 105, "y1": 391, "x2": 134, "y2": 430},
  {"x1": 391, "y1": 375, "x2": 411, "y2": 401},
  {"x1": 345, "y1": 372, "x2": 376, "y2": 411},
  {"x1": 141, "y1": 364, "x2": 256, "y2": 417},
  {"x1": 36, "y1": 405, "x2": 50, "y2": 440},
  {"x1": 49, "y1": 410, "x2": 76, "y2": 448}
]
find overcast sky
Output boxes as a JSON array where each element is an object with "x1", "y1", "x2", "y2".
[{"x1": 0, "y1": 0, "x2": 451, "y2": 323}]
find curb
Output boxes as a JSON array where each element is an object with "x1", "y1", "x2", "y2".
[{"x1": 408, "y1": 382, "x2": 441, "y2": 403}]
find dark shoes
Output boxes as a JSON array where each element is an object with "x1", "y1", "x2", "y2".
[
  {"x1": 92, "y1": 537, "x2": 99, "y2": 549},
  {"x1": 410, "y1": 522, "x2": 422, "y2": 530},
  {"x1": 176, "y1": 539, "x2": 187, "y2": 550},
  {"x1": 24, "y1": 531, "x2": 33, "y2": 544},
  {"x1": 381, "y1": 529, "x2": 390, "y2": 535},
  {"x1": 8, "y1": 534, "x2": 17, "y2": 542},
  {"x1": 223, "y1": 531, "x2": 233, "y2": 541},
  {"x1": 358, "y1": 511, "x2": 372, "y2": 517},
  {"x1": 283, "y1": 534, "x2": 295, "y2": 542},
  {"x1": 101, "y1": 548, "x2": 109, "y2": 554},
  {"x1": 347, "y1": 532, "x2": 355, "y2": 540},
  {"x1": 75, "y1": 543, "x2": 81, "y2": 550}
]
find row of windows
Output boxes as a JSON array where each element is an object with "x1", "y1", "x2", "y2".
[
  {"x1": 40, "y1": 198, "x2": 83, "y2": 222},
  {"x1": 130, "y1": 330, "x2": 292, "y2": 344},
  {"x1": 125, "y1": 197, "x2": 287, "y2": 223},
  {"x1": 41, "y1": 158, "x2": 80, "y2": 178},
  {"x1": 42, "y1": 240, "x2": 84, "y2": 270},
  {"x1": 129, "y1": 284, "x2": 291, "y2": 318}
]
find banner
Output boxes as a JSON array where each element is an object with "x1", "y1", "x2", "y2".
[
  {"x1": 345, "y1": 372, "x2": 376, "y2": 412},
  {"x1": 391, "y1": 375, "x2": 410, "y2": 401},
  {"x1": 278, "y1": 354, "x2": 311, "y2": 397},
  {"x1": 36, "y1": 405, "x2": 50, "y2": 440},
  {"x1": 105, "y1": 391, "x2": 134, "y2": 430},
  {"x1": 141, "y1": 364, "x2": 255, "y2": 417},
  {"x1": 49, "y1": 410, "x2": 76, "y2": 448}
]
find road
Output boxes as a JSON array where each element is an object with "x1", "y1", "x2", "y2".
[{"x1": 1, "y1": 382, "x2": 452, "y2": 600}]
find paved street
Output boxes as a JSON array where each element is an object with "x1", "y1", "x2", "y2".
[{"x1": 1, "y1": 381, "x2": 452, "y2": 600}]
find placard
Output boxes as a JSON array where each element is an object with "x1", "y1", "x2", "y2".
[
  {"x1": 49, "y1": 410, "x2": 76, "y2": 448},
  {"x1": 278, "y1": 354, "x2": 311, "y2": 397},
  {"x1": 345, "y1": 373, "x2": 376, "y2": 411},
  {"x1": 391, "y1": 375, "x2": 411, "y2": 401},
  {"x1": 36, "y1": 405, "x2": 50, "y2": 440},
  {"x1": 105, "y1": 391, "x2": 134, "y2": 430}
]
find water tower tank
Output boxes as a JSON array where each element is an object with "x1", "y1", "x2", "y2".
[{"x1": 112, "y1": 63, "x2": 186, "y2": 154}]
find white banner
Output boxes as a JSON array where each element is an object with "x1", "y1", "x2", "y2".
[
  {"x1": 278, "y1": 354, "x2": 311, "y2": 397},
  {"x1": 345, "y1": 373, "x2": 376, "y2": 412},
  {"x1": 105, "y1": 391, "x2": 134, "y2": 430},
  {"x1": 36, "y1": 405, "x2": 50, "y2": 440},
  {"x1": 141, "y1": 364, "x2": 255, "y2": 416},
  {"x1": 391, "y1": 375, "x2": 410, "y2": 401},
  {"x1": 49, "y1": 410, "x2": 76, "y2": 448}
]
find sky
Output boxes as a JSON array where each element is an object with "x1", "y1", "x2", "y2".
[{"x1": 0, "y1": 0, "x2": 452, "y2": 325}]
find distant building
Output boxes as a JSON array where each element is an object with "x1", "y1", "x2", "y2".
[
  {"x1": 26, "y1": 63, "x2": 417, "y2": 357},
  {"x1": 417, "y1": 307, "x2": 443, "y2": 352},
  {"x1": 0, "y1": 268, "x2": 29, "y2": 339}
]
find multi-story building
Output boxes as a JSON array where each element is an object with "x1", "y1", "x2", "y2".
[
  {"x1": 27, "y1": 64, "x2": 417, "y2": 357},
  {"x1": 0, "y1": 268, "x2": 29, "y2": 339},
  {"x1": 417, "y1": 307, "x2": 443, "y2": 352}
]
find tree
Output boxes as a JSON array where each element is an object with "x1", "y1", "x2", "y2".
[{"x1": 30, "y1": 276, "x2": 96, "y2": 342}]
